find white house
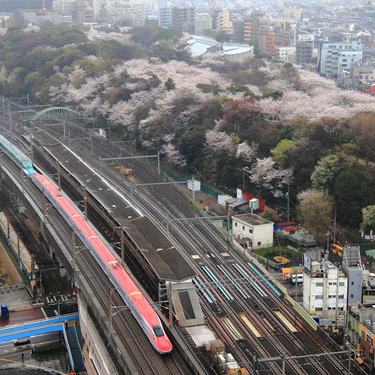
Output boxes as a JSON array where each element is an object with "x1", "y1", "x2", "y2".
[{"x1": 232, "y1": 214, "x2": 273, "y2": 249}]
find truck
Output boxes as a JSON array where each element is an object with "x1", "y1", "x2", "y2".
[{"x1": 1, "y1": 304, "x2": 9, "y2": 320}]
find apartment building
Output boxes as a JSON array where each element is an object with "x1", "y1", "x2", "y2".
[
  {"x1": 303, "y1": 258, "x2": 348, "y2": 326},
  {"x1": 319, "y1": 40, "x2": 362, "y2": 79},
  {"x1": 171, "y1": 7, "x2": 195, "y2": 33}
]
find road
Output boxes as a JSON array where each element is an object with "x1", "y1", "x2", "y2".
[{"x1": 0, "y1": 332, "x2": 60, "y2": 363}]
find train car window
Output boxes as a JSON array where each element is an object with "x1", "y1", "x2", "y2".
[{"x1": 154, "y1": 326, "x2": 164, "y2": 337}]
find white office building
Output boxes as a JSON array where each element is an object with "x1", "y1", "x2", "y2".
[
  {"x1": 319, "y1": 40, "x2": 362, "y2": 79},
  {"x1": 232, "y1": 214, "x2": 273, "y2": 249},
  {"x1": 278, "y1": 46, "x2": 296, "y2": 62},
  {"x1": 303, "y1": 258, "x2": 348, "y2": 326}
]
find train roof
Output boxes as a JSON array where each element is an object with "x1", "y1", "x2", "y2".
[{"x1": 33, "y1": 173, "x2": 163, "y2": 327}]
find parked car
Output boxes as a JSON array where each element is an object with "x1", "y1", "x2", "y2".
[{"x1": 14, "y1": 338, "x2": 31, "y2": 346}]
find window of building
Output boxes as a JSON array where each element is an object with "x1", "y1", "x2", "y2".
[
  {"x1": 338, "y1": 294, "x2": 345, "y2": 299},
  {"x1": 242, "y1": 226, "x2": 245, "y2": 230},
  {"x1": 315, "y1": 295, "x2": 323, "y2": 300},
  {"x1": 351, "y1": 294, "x2": 354, "y2": 298},
  {"x1": 249, "y1": 228, "x2": 253, "y2": 234},
  {"x1": 257, "y1": 242, "x2": 261, "y2": 246},
  {"x1": 351, "y1": 281, "x2": 354, "y2": 286},
  {"x1": 339, "y1": 282, "x2": 345, "y2": 286},
  {"x1": 315, "y1": 307, "x2": 323, "y2": 311},
  {"x1": 315, "y1": 282, "x2": 323, "y2": 287},
  {"x1": 234, "y1": 222, "x2": 237, "y2": 227}
]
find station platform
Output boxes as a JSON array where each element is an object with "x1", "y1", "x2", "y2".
[
  {"x1": 33, "y1": 130, "x2": 195, "y2": 282},
  {"x1": 171, "y1": 282, "x2": 204, "y2": 327}
]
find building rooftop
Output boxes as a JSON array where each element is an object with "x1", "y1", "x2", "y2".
[
  {"x1": 186, "y1": 35, "x2": 253, "y2": 57},
  {"x1": 233, "y1": 214, "x2": 273, "y2": 226}
]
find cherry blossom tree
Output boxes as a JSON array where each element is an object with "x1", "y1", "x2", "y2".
[
  {"x1": 161, "y1": 142, "x2": 187, "y2": 167},
  {"x1": 249, "y1": 157, "x2": 293, "y2": 198},
  {"x1": 205, "y1": 129, "x2": 235, "y2": 153},
  {"x1": 236, "y1": 141, "x2": 258, "y2": 164}
]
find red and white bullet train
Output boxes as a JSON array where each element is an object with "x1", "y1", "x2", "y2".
[{"x1": 31, "y1": 172, "x2": 173, "y2": 354}]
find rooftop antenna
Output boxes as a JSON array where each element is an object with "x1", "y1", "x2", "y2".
[{"x1": 41, "y1": 0, "x2": 46, "y2": 11}]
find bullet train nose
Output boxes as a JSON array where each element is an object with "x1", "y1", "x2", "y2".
[{"x1": 156, "y1": 337, "x2": 173, "y2": 354}]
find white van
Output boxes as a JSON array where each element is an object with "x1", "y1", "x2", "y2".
[{"x1": 291, "y1": 274, "x2": 303, "y2": 284}]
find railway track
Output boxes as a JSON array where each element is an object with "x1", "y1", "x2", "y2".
[
  {"x1": 0, "y1": 113, "x2": 350, "y2": 374},
  {"x1": 77, "y1": 249, "x2": 188, "y2": 375},
  {"x1": 0, "y1": 126, "x2": 191, "y2": 375},
  {"x1": 37, "y1": 123, "x2": 351, "y2": 374}
]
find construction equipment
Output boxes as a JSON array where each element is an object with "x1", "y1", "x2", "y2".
[
  {"x1": 331, "y1": 243, "x2": 343, "y2": 256},
  {"x1": 115, "y1": 164, "x2": 134, "y2": 180},
  {"x1": 210, "y1": 339, "x2": 250, "y2": 375}
]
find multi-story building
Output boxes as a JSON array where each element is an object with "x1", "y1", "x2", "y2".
[
  {"x1": 278, "y1": 46, "x2": 296, "y2": 62},
  {"x1": 194, "y1": 12, "x2": 212, "y2": 35},
  {"x1": 15, "y1": 9, "x2": 66, "y2": 25},
  {"x1": 303, "y1": 258, "x2": 348, "y2": 326},
  {"x1": 232, "y1": 214, "x2": 273, "y2": 250},
  {"x1": 342, "y1": 246, "x2": 363, "y2": 306},
  {"x1": 73, "y1": 0, "x2": 95, "y2": 24},
  {"x1": 319, "y1": 40, "x2": 362, "y2": 80},
  {"x1": 52, "y1": 0, "x2": 76, "y2": 16},
  {"x1": 264, "y1": 31, "x2": 277, "y2": 56},
  {"x1": 159, "y1": 7, "x2": 172, "y2": 28},
  {"x1": 345, "y1": 304, "x2": 375, "y2": 370},
  {"x1": 350, "y1": 64, "x2": 375, "y2": 89},
  {"x1": 214, "y1": 8, "x2": 232, "y2": 34},
  {"x1": 296, "y1": 35, "x2": 314, "y2": 65},
  {"x1": 243, "y1": 17, "x2": 252, "y2": 44},
  {"x1": 232, "y1": 19, "x2": 244, "y2": 43},
  {"x1": 243, "y1": 13, "x2": 268, "y2": 55},
  {"x1": 171, "y1": 7, "x2": 195, "y2": 33}
]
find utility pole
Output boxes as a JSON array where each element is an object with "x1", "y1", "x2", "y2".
[
  {"x1": 192, "y1": 176, "x2": 195, "y2": 203},
  {"x1": 167, "y1": 282, "x2": 173, "y2": 326},
  {"x1": 287, "y1": 184, "x2": 290, "y2": 221},
  {"x1": 57, "y1": 162, "x2": 61, "y2": 189},
  {"x1": 333, "y1": 206, "x2": 337, "y2": 244},
  {"x1": 108, "y1": 288, "x2": 114, "y2": 346},
  {"x1": 348, "y1": 350, "x2": 352, "y2": 374},
  {"x1": 120, "y1": 227, "x2": 125, "y2": 261},
  {"x1": 8, "y1": 103, "x2": 12, "y2": 132},
  {"x1": 157, "y1": 150, "x2": 160, "y2": 175},
  {"x1": 89, "y1": 133, "x2": 93, "y2": 154},
  {"x1": 83, "y1": 187, "x2": 88, "y2": 220}
]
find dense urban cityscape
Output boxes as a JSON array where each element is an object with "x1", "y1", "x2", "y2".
[{"x1": 0, "y1": 0, "x2": 374, "y2": 374}]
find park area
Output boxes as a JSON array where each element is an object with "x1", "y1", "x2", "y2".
[{"x1": 253, "y1": 247, "x2": 303, "y2": 270}]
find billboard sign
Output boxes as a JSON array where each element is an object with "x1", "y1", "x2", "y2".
[
  {"x1": 304, "y1": 253, "x2": 311, "y2": 272},
  {"x1": 188, "y1": 180, "x2": 201, "y2": 191}
]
